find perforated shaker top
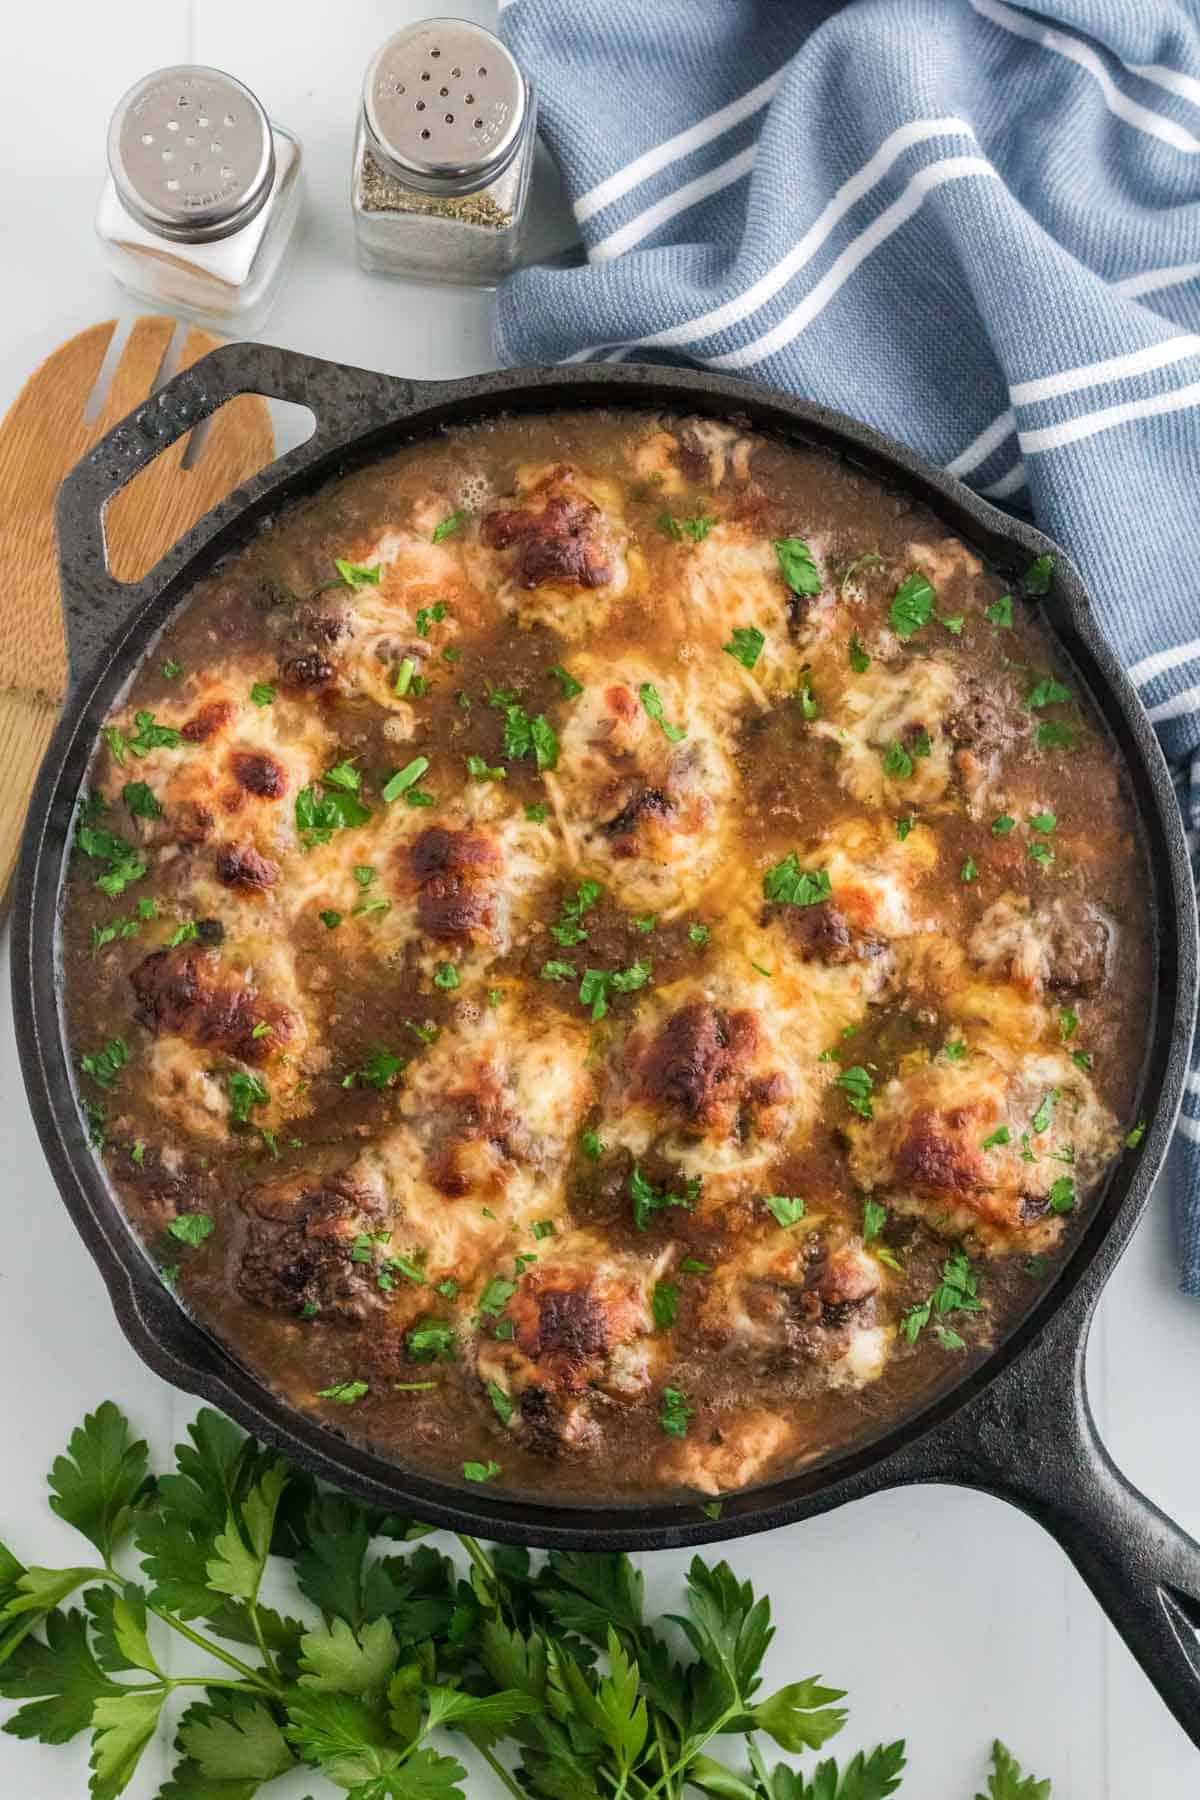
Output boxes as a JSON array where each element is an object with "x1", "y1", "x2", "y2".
[
  {"x1": 107, "y1": 66, "x2": 276, "y2": 242},
  {"x1": 363, "y1": 19, "x2": 530, "y2": 195}
]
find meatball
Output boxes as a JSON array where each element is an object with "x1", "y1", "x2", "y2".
[
  {"x1": 404, "y1": 824, "x2": 502, "y2": 944},
  {"x1": 781, "y1": 899, "x2": 886, "y2": 965},
  {"x1": 235, "y1": 1174, "x2": 389, "y2": 1322},
  {"x1": 481, "y1": 466, "x2": 612, "y2": 589},
  {"x1": 215, "y1": 843, "x2": 280, "y2": 891},
  {"x1": 634, "y1": 1001, "x2": 790, "y2": 1140},
  {"x1": 130, "y1": 947, "x2": 295, "y2": 1064}
]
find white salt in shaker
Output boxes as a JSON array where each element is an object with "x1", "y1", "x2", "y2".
[
  {"x1": 96, "y1": 66, "x2": 304, "y2": 335},
  {"x1": 352, "y1": 19, "x2": 537, "y2": 288}
]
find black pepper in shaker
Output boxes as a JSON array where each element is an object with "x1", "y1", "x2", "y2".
[{"x1": 351, "y1": 19, "x2": 537, "y2": 288}]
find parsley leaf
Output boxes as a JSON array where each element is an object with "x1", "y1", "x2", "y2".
[
  {"x1": 986, "y1": 594, "x2": 1014, "y2": 629},
  {"x1": 660, "y1": 513, "x2": 716, "y2": 542},
  {"x1": 1023, "y1": 554, "x2": 1055, "y2": 596},
  {"x1": 121, "y1": 781, "x2": 160, "y2": 820},
  {"x1": 895, "y1": 817, "x2": 913, "y2": 841},
  {"x1": 773, "y1": 537, "x2": 821, "y2": 596},
  {"x1": 335, "y1": 558, "x2": 381, "y2": 587},
  {"x1": 652, "y1": 1282, "x2": 680, "y2": 1329},
  {"x1": 991, "y1": 813, "x2": 1016, "y2": 835},
  {"x1": 723, "y1": 626, "x2": 765, "y2": 669},
  {"x1": 763, "y1": 853, "x2": 831, "y2": 908},
  {"x1": 658, "y1": 1388, "x2": 693, "y2": 1438},
  {"x1": 167, "y1": 1213, "x2": 214, "y2": 1248},
  {"x1": 227, "y1": 1071, "x2": 269, "y2": 1124},
  {"x1": 432, "y1": 511, "x2": 469, "y2": 542},
  {"x1": 549, "y1": 662, "x2": 584, "y2": 698},
  {"x1": 848, "y1": 633, "x2": 871, "y2": 673},
  {"x1": 763, "y1": 1195, "x2": 806, "y2": 1228},
  {"x1": 250, "y1": 681, "x2": 275, "y2": 706},
  {"x1": 629, "y1": 1166, "x2": 697, "y2": 1231},
  {"x1": 1027, "y1": 676, "x2": 1073, "y2": 710},
  {"x1": 883, "y1": 740, "x2": 913, "y2": 780},
  {"x1": 638, "y1": 682, "x2": 686, "y2": 742},
  {"x1": 981, "y1": 1737, "x2": 1053, "y2": 1799},
  {"x1": 834, "y1": 1065, "x2": 874, "y2": 1119},
  {"x1": 889, "y1": 573, "x2": 935, "y2": 638},
  {"x1": 47, "y1": 1402, "x2": 149, "y2": 1563}
]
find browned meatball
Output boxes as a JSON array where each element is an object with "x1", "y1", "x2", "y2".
[
  {"x1": 634, "y1": 1002, "x2": 790, "y2": 1139},
  {"x1": 130, "y1": 947, "x2": 295, "y2": 1064},
  {"x1": 235, "y1": 1175, "x2": 388, "y2": 1321},
  {"x1": 404, "y1": 824, "x2": 502, "y2": 944},
  {"x1": 481, "y1": 466, "x2": 612, "y2": 589},
  {"x1": 215, "y1": 843, "x2": 280, "y2": 891}
]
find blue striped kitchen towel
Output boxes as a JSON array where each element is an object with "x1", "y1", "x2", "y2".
[{"x1": 496, "y1": 0, "x2": 1200, "y2": 1288}]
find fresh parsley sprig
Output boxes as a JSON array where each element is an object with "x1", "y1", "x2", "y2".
[{"x1": 0, "y1": 1403, "x2": 1054, "y2": 1800}]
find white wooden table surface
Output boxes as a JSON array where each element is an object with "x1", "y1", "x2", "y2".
[{"x1": 2, "y1": 4, "x2": 1199, "y2": 1794}]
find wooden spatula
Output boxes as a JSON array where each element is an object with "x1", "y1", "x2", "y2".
[{"x1": 0, "y1": 315, "x2": 274, "y2": 909}]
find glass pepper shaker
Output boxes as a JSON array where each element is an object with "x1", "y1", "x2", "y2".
[
  {"x1": 352, "y1": 18, "x2": 537, "y2": 288},
  {"x1": 96, "y1": 66, "x2": 304, "y2": 336}
]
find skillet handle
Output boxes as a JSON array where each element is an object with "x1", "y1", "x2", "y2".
[
  {"x1": 890, "y1": 1286, "x2": 1200, "y2": 1747},
  {"x1": 54, "y1": 342, "x2": 440, "y2": 689}
]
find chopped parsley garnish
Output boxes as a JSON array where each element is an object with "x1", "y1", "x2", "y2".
[
  {"x1": 432, "y1": 963, "x2": 459, "y2": 990},
  {"x1": 1024, "y1": 1255, "x2": 1049, "y2": 1278},
  {"x1": 1059, "y1": 1008, "x2": 1080, "y2": 1041},
  {"x1": 161, "y1": 658, "x2": 183, "y2": 679},
  {"x1": 1031, "y1": 1089, "x2": 1059, "y2": 1134},
  {"x1": 167, "y1": 1213, "x2": 214, "y2": 1247},
  {"x1": 79, "y1": 1037, "x2": 129, "y2": 1091},
  {"x1": 466, "y1": 754, "x2": 506, "y2": 781},
  {"x1": 1071, "y1": 1049, "x2": 1093, "y2": 1071},
  {"x1": 796, "y1": 676, "x2": 818, "y2": 720},
  {"x1": 889, "y1": 572, "x2": 935, "y2": 638},
  {"x1": 834, "y1": 1065, "x2": 874, "y2": 1118},
  {"x1": 549, "y1": 662, "x2": 583, "y2": 698},
  {"x1": 295, "y1": 783, "x2": 371, "y2": 848},
  {"x1": 136, "y1": 898, "x2": 157, "y2": 920},
  {"x1": 1027, "y1": 676, "x2": 1073, "y2": 710},
  {"x1": 486, "y1": 988, "x2": 505, "y2": 1007},
  {"x1": 478, "y1": 1277, "x2": 517, "y2": 1317},
  {"x1": 848, "y1": 633, "x2": 871, "y2": 673},
  {"x1": 1023, "y1": 552, "x2": 1055, "y2": 594},
  {"x1": 415, "y1": 601, "x2": 448, "y2": 635},
  {"x1": 579, "y1": 1128, "x2": 605, "y2": 1160},
  {"x1": 773, "y1": 536, "x2": 821, "y2": 597},
  {"x1": 1030, "y1": 811, "x2": 1056, "y2": 833},
  {"x1": 463, "y1": 1459, "x2": 501, "y2": 1483},
  {"x1": 659, "y1": 512, "x2": 715, "y2": 542},
  {"x1": 630, "y1": 1165, "x2": 698, "y2": 1231},
  {"x1": 541, "y1": 960, "x2": 576, "y2": 983},
  {"x1": 394, "y1": 657, "x2": 416, "y2": 697},
  {"x1": 436, "y1": 1277, "x2": 460, "y2": 1298},
  {"x1": 942, "y1": 1040, "x2": 969, "y2": 1062},
  {"x1": 911, "y1": 727, "x2": 932, "y2": 758},
  {"x1": 382, "y1": 756, "x2": 430, "y2": 802},
  {"x1": 345, "y1": 1046, "x2": 406, "y2": 1089},
  {"x1": 763, "y1": 1195, "x2": 806, "y2": 1229},
  {"x1": 502, "y1": 702, "x2": 560, "y2": 770},
  {"x1": 91, "y1": 917, "x2": 138, "y2": 955},
  {"x1": 991, "y1": 813, "x2": 1016, "y2": 835},
  {"x1": 723, "y1": 625, "x2": 765, "y2": 669},
  {"x1": 652, "y1": 1282, "x2": 680, "y2": 1328},
  {"x1": 579, "y1": 960, "x2": 652, "y2": 1020},
  {"x1": 986, "y1": 594, "x2": 1014, "y2": 629},
  {"x1": 762, "y1": 852, "x2": 831, "y2": 908},
  {"x1": 442, "y1": 647, "x2": 461, "y2": 668},
  {"x1": 903, "y1": 1252, "x2": 984, "y2": 1344},
  {"x1": 406, "y1": 1321, "x2": 457, "y2": 1362},
  {"x1": 250, "y1": 1022, "x2": 272, "y2": 1043},
  {"x1": 688, "y1": 922, "x2": 711, "y2": 947},
  {"x1": 550, "y1": 879, "x2": 602, "y2": 947},
  {"x1": 934, "y1": 1326, "x2": 967, "y2": 1352},
  {"x1": 883, "y1": 741, "x2": 913, "y2": 780},
  {"x1": 334, "y1": 558, "x2": 381, "y2": 587},
  {"x1": 324, "y1": 759, "x2": 361, "y2": 793},
  {"x1": 319, "y1": 909, "x2": 342, "y2": 929},
  {"x1": 634, "y1": 914, "x2": 657, "y2": 933},
  {"x1": 960, "y1": 855, "x2": 977, "y2": 883},
  {"x1": 530, "y1": 1220, "x2": 556, "y2": 1240},
  {"x1": 431, "y1": 510, "x2": 469, "y2": 542},
  {"x1": 1036, "y1": 720, "x2": 1077, "y2": 750},
  {"x1": 122, "y1": 781, "x2": 161, "y2": 819},
  {"x1": 352, "y1": 896, "x2": 391, "y2": 919},
  {"x1": 942, "y1": 615, "x2": 965, "y2": 636},
  {"x1": 895, "y1": 817, "x2": 913, "y2": 841},
  {"x1": 1125, "y1": 1119, "x2": 1147, "y2": 1149},
  {"x1": 316, "y1": 1380, "x2": 370, "y2": 1404},
  {"x1": 353, "y1": 865, "x2": 376, "y2": 888},
  {"x1": 130, "y1": 1142, "x2": 145, "y2": 1167},
  {"x1": 1048, "y1": 1176, "x2": 1076, "y2": 1213},
  {"x1": 250, "y1": 681, "x2": 275, "y2": 706},
  {"x1": 486, "y1": 1381, "x2": 514, "y2": 1426},
  {"x1": 227, "y1": 1071, "x2": 269, "y2": 1124},
  {"x1": 750, "y1": 960, "x2": 773, "y2": 978},
  {"x1": 127, "y1": 710, "x2": 183, "y2": 757},
  {"x1": 638, "y1": 682, "x2": 686, "y2": 742},
  {"x1": 981, "y1": 1125, "x2": 1011, "y2": 1149},
  {"x1": 659, "y1": 1387, "x2": 693, "y2": 1438},
  {"x1": 863, "y1": 1198, "x2": 887, "y2": 1241},
  {"x1": 680, "y1": 1257, "x2": 710, "y2": 1275},
  {"x1": 1028, "y1": 842, "x2": 1055, "y2": 868}
]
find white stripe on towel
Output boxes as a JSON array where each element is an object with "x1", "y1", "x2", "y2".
[
  {"x1": 574, "y1": 67, "x2": 785, "y2": 223},
  {"x1": 971, "y1": 0, "x2": 1200, "y2": 154}
]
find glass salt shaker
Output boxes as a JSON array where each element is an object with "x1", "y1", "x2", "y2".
[
  {"x1": 96, "y1": 66, "x2": 304, "y2": 336},
  {"x1": 352, "y1": 18, "x2": 537, "y2": 288}
]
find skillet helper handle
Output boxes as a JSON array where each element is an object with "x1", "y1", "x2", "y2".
[
  {"x1": 891, "y1": 1289, "x2": 1200, "y2": 1748},
  {"x1": 54, "y1": 343, "x2": 433, "y2": 688}
]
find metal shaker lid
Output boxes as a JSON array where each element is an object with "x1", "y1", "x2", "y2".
[
  {"x1": 107, "y1": 66, "x2": 275, "y2": 242},
  {"x1": 362, "y1": 18, "x2": 530, "y2": 196}
]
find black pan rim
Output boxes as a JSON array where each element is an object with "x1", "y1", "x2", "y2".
[{"x1": 13, "y1": 352, "x2": 1198, "y2": 1547}]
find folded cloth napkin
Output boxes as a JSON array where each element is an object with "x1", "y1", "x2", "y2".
[{"x1": 496, "y1": 0, "x2": 1200, "y2": 1287}]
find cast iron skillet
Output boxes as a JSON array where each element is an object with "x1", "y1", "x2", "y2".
[{"x1": 13, "y1": 343, "x2": 1200, "y2": 1743}]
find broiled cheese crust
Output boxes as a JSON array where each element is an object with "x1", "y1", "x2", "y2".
[{"x1": 66, "y1": 409, "x2": 1148, "y2": 1504}]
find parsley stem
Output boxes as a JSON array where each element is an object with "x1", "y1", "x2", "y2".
[
  {"x1": 474, "y1": 1741, "x2": 527, "y2": 1800},
  {"x1": 637, "y1": 1709, "x2": 738, "y2": 1800},
  {"x1": 147, "y1": 1604, "x2": 281, "y2": 1693},
  {"x1": 248, "y1": 1599, "x2": 281, "y2": 1686},
  {"x1": 456, "y1": 1533, "x2": 504, "y2": 1612}
]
